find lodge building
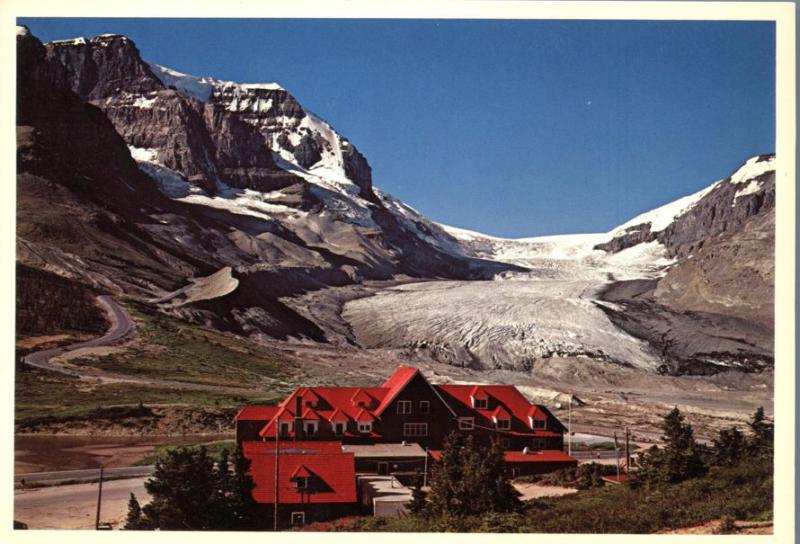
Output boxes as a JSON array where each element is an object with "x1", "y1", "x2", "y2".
[{"x1": 235, "y1": 365, "x2": 577, "y2": 526}]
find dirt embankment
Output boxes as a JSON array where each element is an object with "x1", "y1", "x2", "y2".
[{"x1": 16, "y1": 405, "x2": 237, "y2": 436}]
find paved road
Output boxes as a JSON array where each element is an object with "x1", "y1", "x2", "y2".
[
  {"x1": 21, "y1": 295, "x2": 255, "y2": 393},
  {"x1": 16, "y1": 466, "x2": 154, "y2": 487},
  {"x1": 15, "y1": 477, "x2": 149, "y2": 529},
  {"x1": 23, "y1": 295, "x2": 134, "y2": 379}
]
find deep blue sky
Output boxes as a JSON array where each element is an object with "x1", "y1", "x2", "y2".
[{"x1": 19, "y1": 18, "x2": 775, "y2": 238}]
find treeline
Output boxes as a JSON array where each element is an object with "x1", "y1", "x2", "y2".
[
  {"x1": 342, "y1": 407, "x2": 773, "y2": 533},
  {"x1": 16, "y1": 263, "x2": 107, "y2": 338}
]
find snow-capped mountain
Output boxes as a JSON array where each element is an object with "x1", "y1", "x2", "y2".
[{"x1": 17, "y1": 27, "x2": 775, "y2": 374}]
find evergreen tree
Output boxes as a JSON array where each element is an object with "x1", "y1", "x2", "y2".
[
  {"x1": 425, "y1": 432, "x2": 520, "y2": 517},
  {"x1": 228, "y1": 446, "x2": 259, "y2": 529},
  {"x1": 639, "y1": 407, "x2": 706, "y2": 485},
  {"x1": 406, "y1": 472, "x2": 428, "y2": 515},
  {"x1": 124, "y1": 493, "x2": 147, "y2": 530},
  {"x1": 747, "y1": 407, "x2": 773, "y2": 458},
  {"x1": 713, "y1": 426, "x2": 745, "y2": 466},
  {"x1": 142, "y1": 446, "x2": 224, "y2": 530}
]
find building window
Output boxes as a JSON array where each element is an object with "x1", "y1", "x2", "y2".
[
  {"x1": 291, "y1": 511, "x2": 305, "y2": 526},
  {"x1": 499, "y1": 437, "x2": 511, "y2": 448},
  {"x1": 304, "y1": 421, "x2": 318, "y2": 436},
  {"x1": 397, "y1": 400, "x2": 412, "y2": 415},
  {"x1": 495, "y1": 418, "x2": 511, "y2": 430},
  {"x1": 295, "y1": 477, "x2": 308, "y2": 489},
  {"x1": 472, "y1": 397, "x2": 488, "y2": 410},
  {"x1": 333, "y1": 422, "x2": 345, "y2": 435},
  {"x1": 420, "y1": 401, "x2": 430, "y2": 414},
  {"x1": 280, "y1": 422, "x2": 292, "y2": 436},
  {"x1": 532, "y1": 418, "x2": 547, "y2": 430},
  {"x1": 403, "y1": 423, "x2": 428, "y2": 437},
  {"x1": 358, "y1": 422, "x2": 372, "y2": 433},
  {"x1": 458, "y1": 417, "x2": 474, "y2": 430}
]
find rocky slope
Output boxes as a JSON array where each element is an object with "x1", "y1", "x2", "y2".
[
  {"x1": 17, "y1": 27, "x2": 775, "y2": 377},
  {"x1": 17, "y1": 28, "x2": 513, "y2": 343}
]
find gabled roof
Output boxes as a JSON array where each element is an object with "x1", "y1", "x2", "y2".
[
  {"x1": 492, "y1": 405, "x2": 511, "y2": 421},
  {"x1": 301, "y1": 408, "x2": 323, "y2": 421},
  {"x1": 350, "y1": 388, "x2": 376, "y2": 406},
  {"x1": 354, "y1": 408, "x2": 377, "y2": 422},
  {"x1": 244, "y1": 441, "x2": 356, "y2": 505},
  {"x1": 234, "y1": 405, "x2": 279, "y2": 422},
  {"x1": 290, "y1": 464, "x2": 312, "y2": 478},
  {"x1": 437, "y1": 384, "x2": 564, "y2": 432},
  {"x1": 374, "y1": 366, "x2": 420, "y2": 414},
  {"x1": 470, "y1": 386, "x2": 489, "y2": 400},
  {"x1": 328, "y1": 408, "x2": 350, "y2": 422}
]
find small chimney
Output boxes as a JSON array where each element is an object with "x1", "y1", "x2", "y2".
[{"x1": 295, "y1": 395, "x2": 303, "y2": 441}]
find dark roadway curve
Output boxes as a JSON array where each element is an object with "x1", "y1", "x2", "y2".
[
  {"x1": 21, "y1": 295, "x2": 257, "y2": 393},
  {"x1": 23, "y1": 295, "x2": 133, "y2": 378}
]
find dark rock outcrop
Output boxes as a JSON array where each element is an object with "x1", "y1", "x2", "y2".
[{"x1": 595, "y1": 154, "x2": 775, "y2": 258}]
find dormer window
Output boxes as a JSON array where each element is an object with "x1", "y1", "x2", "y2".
[
  {"x1": 303, "y1": 421, "x2": 318, "y2": 436},
  {"x1": 473, "y1": 397, "x2": 488, "y2": 410},
  {"x1": 358, "y1": 422, "x2": 372, "y2": 433},
  {"x1": 531, "y1": 417, "x2": 547, "y2": 430},
  {"x1": 333, "y1": 422, "x2": 345, "y2": 435},
  {"x1": 295, "y1": 477, "x2": 308, "y2": 489},
  {"x1": 495, "y1": 418, "x2": 510, "y2": 430},
  {"x1": 280, "y1": 422, "x2": 293, "y2": 436}
]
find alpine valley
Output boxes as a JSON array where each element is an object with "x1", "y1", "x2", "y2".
[{"x1": 15, "y1": 27, "x2": 774, "y2": 442}]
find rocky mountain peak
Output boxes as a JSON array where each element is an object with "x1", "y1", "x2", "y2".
[{"x1": 47, "y1": 33, "x2": 163, "y2": 101}]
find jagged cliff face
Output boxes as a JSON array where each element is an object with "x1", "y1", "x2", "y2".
[
  {"x1": 18, "y1": 28, "x2": 515, "y2": 343},
  {"x1": 595, "y1": 154, "x2": 775, "y2": 258},
  {"x1": 44, "y1": 32, "x2": 512, "y2": 284}
]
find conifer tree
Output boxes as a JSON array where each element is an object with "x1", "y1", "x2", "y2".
[{"x1": 124, "y1": 493, "x2": 147, "y2": 530}]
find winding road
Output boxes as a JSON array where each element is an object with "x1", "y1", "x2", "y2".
[
  {"x1": 23, "y1": 295, "x2": 133, "y2": 378},
  {"x1": 22, "y1": 295, "x2": 255, "y2": 393}
]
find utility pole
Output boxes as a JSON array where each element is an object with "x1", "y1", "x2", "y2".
[
  {"x1": 625, "y1": 427, "x2": 631, "y2": 474},
  {"x1": 94, "y1": 465, "x2": 104, "y2": 530},
  {"x1": 613, "y1": 432, "x2": 620, "y2": 479},
  {"x1": 423, "y1": 447, "x2": 429, "y2": 487},
  {"x1": 567, "y1": 394, "x2": 572, "y2": 456},
  {"x1": 274, "y1": 423, "x2": 279, "y2": 532}
]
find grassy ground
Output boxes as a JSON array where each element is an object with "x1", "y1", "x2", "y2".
[
  {"x1": 134, "y1": 439, "x2": 236, "y2": 466},
  {"x1": 338, "y1": 459, "x2": 772, "y2": 534},
  {"x1": 15, "y1": 366, "x2": 281, "y2": 425},
  {"x1": 71, "y1": 303, "x2": 297, "y2": 389}
]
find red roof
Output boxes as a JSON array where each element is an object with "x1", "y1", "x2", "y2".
[
  {"x1": 235, "y1": 406, "x2": 279, "y2": 422},
  {"x1": 244, "y1": 440, "x2": 356, "y2": 505},
  {"x1": 601, "y1": 475, "x2": 629, "y2": 484},
  {"x1": 428, "y1": 449, "x2": 576, "y2": 464},
  {"x1": 492, "y1": 405, "x2": 511, "y2": 420},
  {"x1": 354, "y1": 408, "x2": 377, "y2": 422},
  {"x1": 291, "y1": 464, "x2": 312, "y2": 478},
  {"x1": 437, "y1": 384, "x2": 560, "y2": 434},
  {"x1": 470, "y1": 386, "x2": 489, "y2": 400},
  {"x1": 328, "y1": 408, "x2": 349, "y2": 422},
  {"x1": 503, "y1": 450, "x2": 577, "y2": 463},
  {"x1": 301, "y1": 408, "x2": 323, "y2": 420},
  {"x1": 374, "y1": 366, "x2": 419, "y2": 414}
]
